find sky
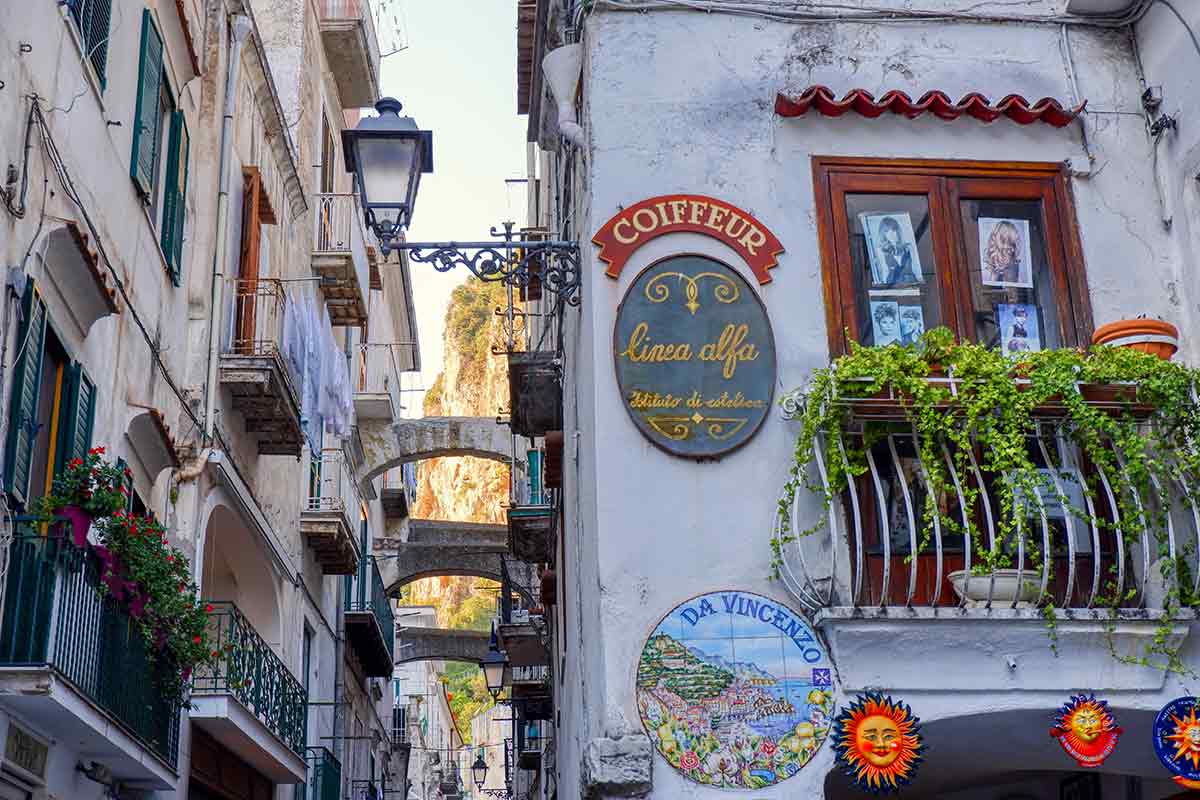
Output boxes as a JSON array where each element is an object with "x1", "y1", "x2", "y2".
[{"x1": 375, "y1": 0, "x2": 530, "y2": 413}]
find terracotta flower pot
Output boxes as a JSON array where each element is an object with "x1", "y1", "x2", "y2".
[
  {"x1": 61, "y1": 505, "x2": 92, "y2": 546},
  {"x1": 1091, "y1": 318, "x2": 1179, "y2": 360}
]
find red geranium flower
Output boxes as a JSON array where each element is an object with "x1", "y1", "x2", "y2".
[{"x1": 205, "y1": 604, "x2": 214, "y2": 613}]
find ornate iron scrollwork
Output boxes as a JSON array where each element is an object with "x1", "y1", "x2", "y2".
[{"x1": 395, "y1": 222, "x2": 581, "y2": 306}]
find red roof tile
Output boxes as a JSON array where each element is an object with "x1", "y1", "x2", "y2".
[{"x1": 775, "y1": 85, "x2": 1085, "y2": 127}]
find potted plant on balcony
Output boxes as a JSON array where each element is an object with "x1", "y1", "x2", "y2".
[
  {"x1": 1091, "y1": 316, "x2": 1179, "y2": 360},
  {"x1": 98, "y1": 512, "x2": 213, "y2": 705},
  {"x1": 774, "y1": 327, "x2": 1200, "y2": 667},
  {"x1": 32, "y1": 446, "x2": 129, "y2": 545}
]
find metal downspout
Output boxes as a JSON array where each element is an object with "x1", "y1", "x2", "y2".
[{"x1": 204, "y1": 14, "x2": 253, "y2": 441}]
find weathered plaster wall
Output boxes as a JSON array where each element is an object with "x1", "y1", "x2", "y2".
[{"x1": 565, "y1": 6, "x2": 1200, "y2": 797}]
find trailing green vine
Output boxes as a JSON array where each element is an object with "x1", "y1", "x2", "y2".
[{"x1": 774, "y1": 327, "x2": 1200, "y2": 673}]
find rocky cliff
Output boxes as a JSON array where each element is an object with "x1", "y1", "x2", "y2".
[{"x1": 407, "y1": 279, "x2": 511, "y2": 619}]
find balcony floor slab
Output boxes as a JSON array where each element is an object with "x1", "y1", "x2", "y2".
[
  {"x1": 0, "y1": 668, "x2": 177, "y2": 790},
  {"x1": 189, "y1": 694, "x2": 306, "y2": 784}
]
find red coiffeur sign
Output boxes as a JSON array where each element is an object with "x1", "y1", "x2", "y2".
[{"x1": 593, "y1": 195, "x2": 784, "y2": 284}]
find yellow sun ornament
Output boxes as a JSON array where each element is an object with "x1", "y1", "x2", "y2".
[
  {"x1": 1049, "y1": 694, "x2": 1122, "y2": 768},
  {"x1": 832, "y1": 693, "x2": 925, "y2": 794}
]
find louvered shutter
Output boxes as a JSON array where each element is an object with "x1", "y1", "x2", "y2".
[
  {"x1": 130, "y1": 10, "x2": 164, "y2": 199},
  {"x1": 3, "y1": 284, "x2": 47, "y2": 504},
  {"x1": 69, "y1": 0, "x2": 113, "y2": 88},
  {"x1": 55, "y1": 363, "x2": 96, "y2": 477},
  {"x1": 160, "y1": 111, "x2": 189, "y2": 285}
]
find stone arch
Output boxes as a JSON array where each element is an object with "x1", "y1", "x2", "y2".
[
  {"x1": 394, "y1": 628, "x2": 491, "y2": 665},
  {"x1": 376, "y1": 520, "x2": 539, "y2": 607},
  {"x1": 356, "y1": 416, "x2": 517, "y2": 494}
]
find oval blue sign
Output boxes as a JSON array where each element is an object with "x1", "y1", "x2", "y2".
[{"x1": 613, "y1": 255, "x2": 776, "y2": 458}]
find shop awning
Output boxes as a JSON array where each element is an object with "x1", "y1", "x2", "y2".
[{"x1": 775, "y1": 85, "x2": 1085, "y2": 127}]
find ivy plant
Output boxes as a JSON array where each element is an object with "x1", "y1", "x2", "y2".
[{"x1": 774, "y1": 327, "x2": 1200, "y2": 673}]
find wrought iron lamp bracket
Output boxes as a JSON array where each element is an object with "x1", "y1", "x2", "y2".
[{"x1": 387, "y1": 222, "x2": 582, "y2": 306}]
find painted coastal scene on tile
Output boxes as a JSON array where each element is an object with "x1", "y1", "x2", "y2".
[{"x1": 636, "y1": 591, "x2": 835, "y2": 789}]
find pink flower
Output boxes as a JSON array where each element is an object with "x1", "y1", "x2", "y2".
[
  {"x1": 205, "y1": 604, "x2": 214, "y2": 613},
  {"x1": 759, "y1": 740, "x2": 777, "y2": 756},
  {"x1": 679, "y1": 751, "x2": 700, "y2": 771},
  {"x1": 193, "y1": 635, "x2": 202, "y2": 644}
]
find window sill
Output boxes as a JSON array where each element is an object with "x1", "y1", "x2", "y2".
[{"x1": 58, "y1": 5, "x2": 106, "y2": 113}]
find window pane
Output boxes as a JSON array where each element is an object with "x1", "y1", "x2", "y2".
[
  {"x1": 845, "y1": 194, "x2": 942, "y2": 346},
  {"x1": 960, "y1": 199, "x2": 1062, "y2": 352}
]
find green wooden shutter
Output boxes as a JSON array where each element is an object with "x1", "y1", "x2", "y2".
[
  {"x1": 3, "y1": 284, "x2": 47, "y2": 504},
  {"x1": 160, "y1": 111, "x2": 189, "y2": 285},
  {"x1": 130, "y1": 10, "x2": 164, "y2": 199},
  {"x1": 55, "y1": 363, "x2": 96, "y2": 478}
]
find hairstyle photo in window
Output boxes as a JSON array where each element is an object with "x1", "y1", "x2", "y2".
[
  {"x1": 871, "y1": 301, "x2": 900, "y2": 345},
  {"x1": 998, "y1": 303, "x2": 1041, "y2": 354},
  {"x1": 898, "y1": 305, "x2": 925, "y2": 346},
  {"x1": 979, "y1": 217, "x2": 1033, "y2": 288},
  {"x1": 862, "y1": 212, "x2": 924, "y2": 286}
]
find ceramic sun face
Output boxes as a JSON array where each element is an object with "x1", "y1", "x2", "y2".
[
  {"x1": 1164, "y1": 704, "x2": 1200, "y2": 771},
  {"x1": 1050, "y1": 694, "x2": 1122, "y2": 768},
  {"x1": 1153, "y1": 697, "x2": 1200, "y2": 789},
  {"x1": 832, "y1": 694, "x2": 925, "y2": 794}
]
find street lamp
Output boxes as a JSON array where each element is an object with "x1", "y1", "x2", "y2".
[
  {"x1": 481, "y1": 644, "x2": 509, "y2": 700},
  {"x1": 471, "y1": 752, "x2": 488, "y2": 791},
  {"x1": 341, "y1": 97, "x2": 433, "y2": 254}
]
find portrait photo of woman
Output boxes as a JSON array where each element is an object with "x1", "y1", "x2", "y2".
[
  {"x1": 861, "y1": 212, "x2": 924, "y2": 287},
  {"x1": 979, "y1": 217, "x2": 1033, "y2": 288}
]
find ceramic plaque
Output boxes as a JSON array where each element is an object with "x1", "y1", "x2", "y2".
[{"x1": 636, "y1": 590, "x2": 834, "y2": 789}]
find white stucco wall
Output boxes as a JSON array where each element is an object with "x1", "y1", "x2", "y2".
[{"x1": 556, "y1": 5, "x2": 1200, "y2": 797}]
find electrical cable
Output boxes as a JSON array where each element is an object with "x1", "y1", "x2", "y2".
[
  {"x1": 1151, "y1": 0, "x2": 1200, "y2": 60},
  {"x1": 27, "y1": 99, "x2": 204, "y2": 435}
]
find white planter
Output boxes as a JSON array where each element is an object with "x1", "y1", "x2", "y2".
[{"x1": 948, "y1": 569, "x2": 1042, "y2": 607}]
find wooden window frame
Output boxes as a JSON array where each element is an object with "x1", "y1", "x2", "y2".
[{"x1": 812, "y1": 157, "x2": 1093, "y2": 357}]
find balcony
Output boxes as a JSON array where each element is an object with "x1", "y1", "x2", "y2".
[
  {"x1": 779, "y1": 378, "x2": 1200, "y2": 612},
  {"x1": 344, "y1": 557, "x2": 396, "y2": 677},
  {"x1": 350, "y1": 779, "x2": 381, "y2": 800},
  {"x1": 355, "y1": 343, "x2": 404, "y2": 422},
  {"x1": 302, "y1": 747, "x2": 341, "y2": 800},
  {"x1": 192, "y1": 602, "x2": 308, "y2": 783},
  {"x1": 220, "y1": 280, "x2": 303, "y2": 456},
  {"x1": 517, "y1": 722, "x2": 543, "y2": 771},
  {"x1": 0, "y1": 525, "x2": 179, "y2": 787},
  {"x1": 317, "y1": 0, "x2": 380, "y2": 109},
  {"x1": 312, "y1": 193, "x2": 371, "y2": 327},
  {"x1": 507, "y1": 504, "x2": 554, "y2": 563},
  {"x1": 303, "y1": 449, "x2": 362, "y2": 574}
]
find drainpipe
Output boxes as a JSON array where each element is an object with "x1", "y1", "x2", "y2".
[{"x1": 204, "y1": 14, "x2": 253, "y2": 441}]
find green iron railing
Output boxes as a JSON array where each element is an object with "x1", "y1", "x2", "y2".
[
  {"x1": 193, "y1": 601, "x2": 308, "y2": 756},
  {"x1": 296, "y1": 747, "x2": 341, "y2": 800},
  {"x1": 345, "y1": 556, "x2": 395, "y2": 664},
  {"x1": 0, "y1": 523, "x2": 181, "y2": 767}
]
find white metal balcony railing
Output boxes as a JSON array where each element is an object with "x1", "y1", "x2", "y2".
[
  {"x1": 776, "y1": 378, "x2": 1200, "y2": 614},
  {"x1": 356, "y1": 343, "x2": 406, "y2": 420},
  {"x1": 307, "y1": 448, "x2": 362, "y2": 523},
  {"x1": 313, "y1": 193, "x2": 371, "y2": 307}
]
